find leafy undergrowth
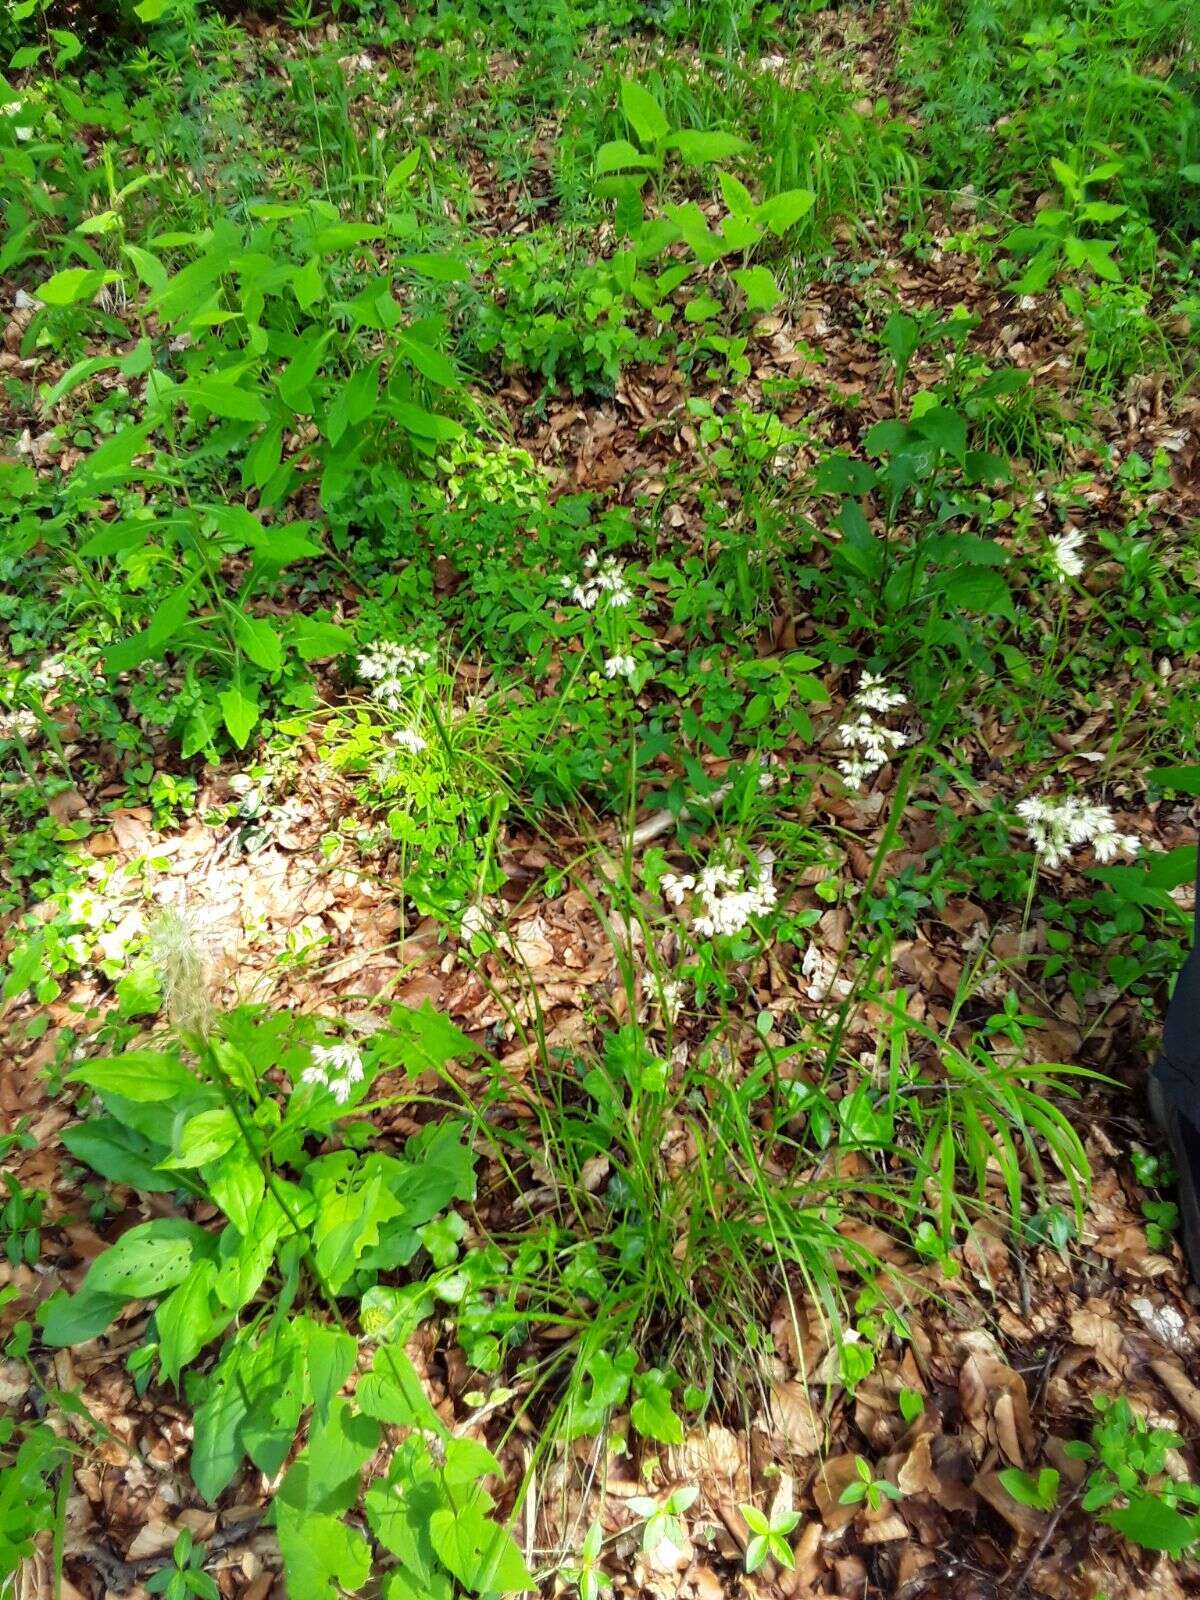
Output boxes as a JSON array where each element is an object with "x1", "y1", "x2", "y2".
[{"x1": 2, "y1": 1, "x2": 1200, "y2": 1597}]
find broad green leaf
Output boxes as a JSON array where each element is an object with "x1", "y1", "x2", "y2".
[
  {"x1": 179, "y1": 378, "x2": 268, "y2": 423},
  {"x1": 356, "y1": 1344, "x2": 445, "y2": 1435},
  {"x1": 36, "y1": 267, "x2": 117, "y2": 306},
  {"x1": 203, "y1": 1142, "x2": 264, "y2": 1237},
  {"x1": 998, "y1": 1466, "x2": 1059, "y2": 1511},
  {"x1": 757, "y1": 187, "x2": 816, "y2": 235},
  {"x1": 430, "y1": 1497, "x2": 534, "y2": 1595},
  {"x1": 667, "y1": 129, "x2": 750, "y2": 166},
  {"x1": 732, "y1": 265, "x2": 781, "y2": 312},
  {"x1": 394, "y1": 334, "x2": 459, "y2": 389},
  {"x1": 394, "y1": 253, "x2": 471, "y2": 283},
  {"x1": 292, "y1": 255, "x2": 324, "y2": 311},
  {"x1": 219, "y1": 683, "x2": 259, "y2": 749},
  {"x1": 191, "y1": 1361, "x2": 250, "y2": 1502},
  {"x1": 122, "y1": 243, "x2": 168, "y2": 295},
  {"x1": 276, "y1": 1507, "x2": 371, "y2": 1600},
  {"x1": 279, "y1": 1400, "x2": 380, "y2": 1516},
  {"x1": 1105, "y1": 1493, "x2": 1199, "y2": 1556},
  {"x1": 68, "y1": 1049, "x2": 196, "y2": 1104},
  {"x1": 60, "y1": 1117, "x2": 174, "y2": 1192},
  {"x1": 278, "y1": 330, "x2": 333, "y2": 412},
  {"x1": 159, "y1": 1107, "x2": 240, "y2": 1170},
  {"x1": 940, "y1": 567, "x2": 1014, "y2": 619},
  {"x1": 39, "y1": 1286, "x2": 126, "y2": 1346},
  {"x1": 630, "y1": 1375, "x2": 684, "y2": 1445},
  {"x1": 182, "y1": 698, "x2": 221, "y2": 760},
  {"x1": 234, "y1": 614, "x2": 284, "y2": 674},
  {"x1": 104, "y1": 587, "x2": 193, "y2": 673},
  {"x1": 300, "y1": 1322, "x2": 358, "y2": 1428},
  {"x1": 662, "y1": 202, "x2": 727, "y2": 266},
  {"x1": 325, "y1": 360, "x2": 380, "y2": 447},
  {"x1": 915, "y1": 405, "x2": 967, "y2": 463},
  {"x1": 620, "y1": 78, "x2": 670, "y2": 148},
  {"x1": 389, "y1": 401, "x2": 463, "y2": 441},
  {"x1": 85, "y1": 1218, "x2": 213, "y2": 1300},
  {"x1": 312, "y1": 223, "x2": 385, "y2": 253},
  {"x1": 41, "y1": 355, "x2": 119, "y2": 411},
  {"x1": 385, "y1": 148, "x2": 421, "y2": 194},
  {"x1": 156, "y1": 1260, "x2": 229, "y2": 1385},
  {"x1": 290, "y1": 616, "x2": 353, "y2": 660},
  {"x1": 385, "y1": 1001, "x2": 479, "y2": 1075},
  {"x1": 1149, "y1": 766, "x2": 1200, "y2": 795},
  {"x1": 115, "y1": 960, "x2": 160, "y2": 1019},
  {"x1": 595, "y1": 139, "x2": 658, "y2": 176}
]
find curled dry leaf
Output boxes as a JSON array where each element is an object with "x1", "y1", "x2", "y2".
[
  {"x1": 959, "y1": 1352, "x2": 1034, "y2": 1463},
  {"x1": 761, "y1": 1380, "x2": 823, "y2": 1457},
  {"x1": 1150, "y1": 1358, "x2": 1200, "y2": 1430},
  {"x1": 1068, "y1": 1305, "x2": 1128, "y2": 1379}
]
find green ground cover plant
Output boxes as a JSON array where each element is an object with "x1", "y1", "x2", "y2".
[{"x1": 1, "y1": 0, "x2": 1199, "y2": 1594}]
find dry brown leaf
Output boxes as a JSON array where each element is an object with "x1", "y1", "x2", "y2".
[
  {"x1": 761, "y1": 1381, "x2": 823, "y2": 1457},
  {"x1": 1150, "y1": 1358, "x2": 1200, "y2": 1429},
  {"x1": 1069, "y1": 1307, "x2": 1127, "y2": 1378},
  {"x1": 809, "y1": 1454, "x2": 861, "y2": 1531}
]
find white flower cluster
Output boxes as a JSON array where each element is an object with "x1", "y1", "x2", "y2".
[
  {"x1": 1049, "y1": 526, "x2": 1087, "y2": 581},
  {"x1": 604, "y1": 653, "x2": 636, "y2": 680},
  {"x1": 301, "y1": 1041, "x2": 365, "y2": 1104},
  {"x1": 837, "y1": 672, "x2": 908, "y2": 787},
  {"x1": 1017, "y1": 795, "x2": 1139, "y2": 868},
  {"x1": 358, "y1": 642, "x2": 432, "y2": 709},
  {"x1": 661, "y1": 859, "x2": 778, "y2": 938},
  {"x1": 560, "y1": 550, "x2": 634, "y2": 610}
]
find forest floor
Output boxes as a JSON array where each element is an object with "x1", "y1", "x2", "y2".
[{"x1": 2, "y1": 4, "x2": 1200, "y2": 1599}]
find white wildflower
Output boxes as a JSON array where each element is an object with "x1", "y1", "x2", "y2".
[
  {"x1": 358, "y1": 642, "x2": 432, "y2": 708},
  {"x1": 1017, "y1": 794, "x2": 1139, "y2": 869},
  {"x1": 604, "y1": 652, "x2": 636, "y2": 680},
  {"x1": 392, "y1": 727, "x2": 427, "y2": 754},
  {"x1": 1049, "y1": 526, "x2": 1086, "y2": 581},
  {"x1": 460, "y1": 904, "x2": 488, "y2": 940},
  {"x1": 691, "y1": 859, "x2": 777, "y2": 939},
  {"x1": 658, "y1": 976, "x2": 685, "y2": 1023},
  {"x1": 835, "y1": 673, "x2": 908, "y2": 788},
  {"x1": 563, "y1": 552, "x2": 634, "y2": 611},
  {"x1": 301, "y1": 1041, "x2": 365, "y2": 1104},
  {"x1": 659, "y1": 871, "x2": 695, "y2": 906},
  {"x1": 853, "y1": 671, "x2": 905, "y2": 715}
]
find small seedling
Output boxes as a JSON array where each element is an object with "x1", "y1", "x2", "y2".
[
  {"x1": 146, "y1": 1529, "x2": 219, "y2": 1600},
  {"x1": 999, "y1": 1466, "x2": 1060, "y2": 1511},
  {"x1": 839, "y1": 1455, "x2": 904, "y2": 1513},
  {"x1": 0, "y1": 1173, "x2": 44, "y2": 1269},
  {"x1": 739, "y1": 1501, "x2": 800, "y2": 1574}
]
